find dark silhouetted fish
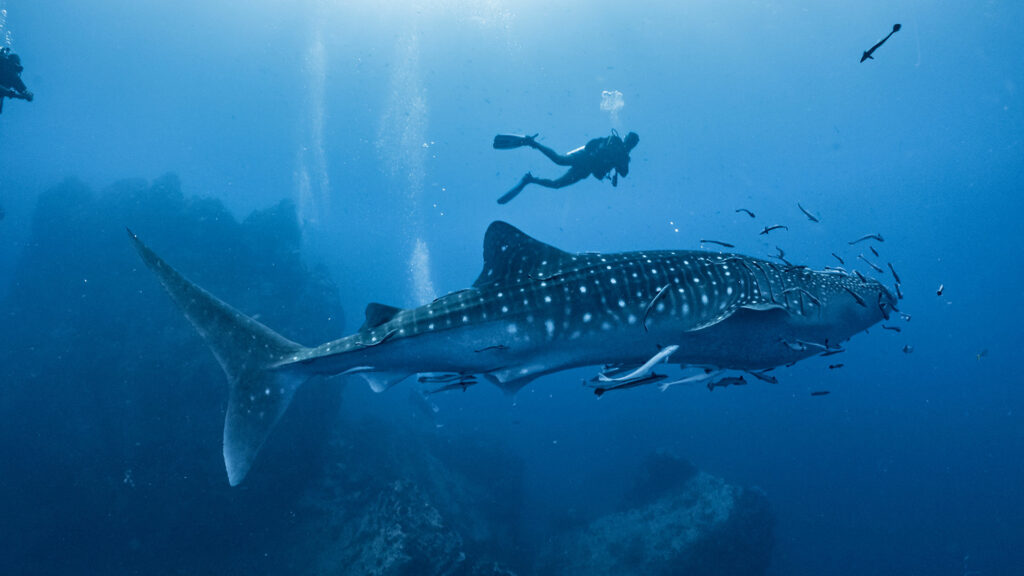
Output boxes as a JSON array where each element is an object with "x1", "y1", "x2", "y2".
[
  {"x1": 700, "y1": 239, "x2": 734, "y2": 248},
  {"x1": 861, "y1": 23, "x2": 901, "y2": 63},
  {"x1": 848, "y1": 234, "x2": 884, "y2": 245},
  {"x1": 760, "y1": 224, "x2": 788, "y2": 235},
  {"x1": 707, "y1": 375, "x2": 747, "y2": 391},
  {"x1": 798, "y1": 202, "x2": 819, "y2": 223}
]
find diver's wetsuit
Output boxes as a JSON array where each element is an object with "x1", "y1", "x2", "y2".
[
  {"x1": 0, "y1": 48, "x2": 33, "y2": 114},
  {"x1": 494, "y1": 131, "x2": 639, "y2": 204}
]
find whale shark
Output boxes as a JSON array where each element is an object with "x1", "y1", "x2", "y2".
[{"x1": 129, "y1": 221, "x2": 894, "y2": 485}]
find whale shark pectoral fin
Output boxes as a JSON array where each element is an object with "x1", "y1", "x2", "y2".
[
  {"x1": 483, "y1": 369, "x2": 538, "y2": 396},
  {"x1": 354, "y1": 372, "x2": 412, "y2": 393}
]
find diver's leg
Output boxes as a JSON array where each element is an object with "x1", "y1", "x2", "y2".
[
  {"x1": 530, "y1": 141, "x2": 574, "y2": 166},
  {"x1": 497, "y1": 173, "x2": 535, "y2": 205},
  {"x1": 528, "y1": 168, "x2": 587, "y2": 190}
]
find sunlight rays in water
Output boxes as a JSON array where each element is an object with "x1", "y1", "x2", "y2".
[
  {"x1": 296, "y1": 25, "x2": 330, "y2": 229},
  {"x1": 410, "y1": 237, "x2": 437, "y2": 305},
  {"x1": 377, "y1": 31, "x2": 437, "y2": 304}
]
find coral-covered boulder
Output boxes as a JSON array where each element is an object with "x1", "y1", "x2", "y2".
[{"x1": 537, "y1": 455, "x2": 773, "y2": 576}]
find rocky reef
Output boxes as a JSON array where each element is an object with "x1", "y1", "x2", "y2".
[
  {"x1": 535, "y1": 452, "x2": 773, "y2": 576},
  {"x1": 0, "y1": 175, "x2": 345, "y2": 575},
  {"x1": 279, "y1": 415, "x2": 524, "y2": 576}
]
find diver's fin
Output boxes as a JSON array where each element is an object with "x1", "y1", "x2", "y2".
[
  {"x1": 497, "y1": 174, "x2": 532, "y2": 205},
  {"x1": 127, "y1": 228, "x2": 313, "y2": 486},
  {"x1": 493, "y1": 134, "x2": 531, "y2": 149}
]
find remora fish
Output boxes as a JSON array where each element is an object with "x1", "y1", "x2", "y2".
[{"x1": 128, "y1": 221, "x2": 893, "y2": 485}]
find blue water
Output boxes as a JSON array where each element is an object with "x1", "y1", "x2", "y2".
[{"x1": 1, "y1": 2, "x2": 1022, "y2": 575}]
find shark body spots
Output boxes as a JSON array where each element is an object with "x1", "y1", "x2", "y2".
[{"x1": 129, "y1": 221, "x2": 892, "y2": 485}]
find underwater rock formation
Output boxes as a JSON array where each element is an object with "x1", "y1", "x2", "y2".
[
  {"x1": 536, "y1": 453, "x2": 773, "y2": 576},
  {"x1": 284, "y1": 416, "x2": 524, "y2": 576},
  {"x1": 0, "y1": 174, "x2": 345, "y2": 575}
]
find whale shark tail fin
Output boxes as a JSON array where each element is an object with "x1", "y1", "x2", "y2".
[{"x1": 127, "y1": 228, "x2": 314, "y2": 486}]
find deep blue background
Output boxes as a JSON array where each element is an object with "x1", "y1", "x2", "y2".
[{"x1": 2, "y1": 1, "x2": 1022, "y2": 574}]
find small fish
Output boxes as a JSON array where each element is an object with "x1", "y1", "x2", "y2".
[
  {"x1": 427, "y1": 379, "x2": 477, "y2": 395},
  {"x1": 419, "y1": 373, "x2": 476, "y2": 384},
  {"x1": 860, "y1": 23, "x2": 901, "y2": 63},
  {"x1": 707, "y1": 375, "x2": 747, "y2": 391},
  {"x1": 886, "y1": 262, "x2": 901, "y2": 284},
  {"x1": 870, "y1": 246, "x2": 879, "y2": 257},
  {"x1": 831, "y1": 253, "x2": 845, "y2": 265},
  {"x1": 773, "y1": 246, "x2": 792, "y2": 266},
  {"x1": 593, "y1": 372, "x2": 668, "y2": 397},
  {"x1": 882, "y1": 324, "x2": 902, "y2": 333},
  {"x1": 642, "y1": 284, "x2": 672, "y2": 332},
  {"x1": 801, "y1": 339, "x2": 832, "y2": 351},
  {"x1": 700, "y1": 239, "x2": 735, "y2": 248},
  {"x1": 783, "y1": 287, "x2": 822, "y2": 308},
  {"x1": 810, "y1": 390, "x2": 831, "y2": 397},
  {"x1": 736, "y1": 208, "x2": 756, "y2": 218},
  {"x1": 895, "y1": 283, "x2": 904, "y2": 300},
  {"x1": 857, "y1": 254, "x2": 885, "y2": 273},
  {"x1": 902, "y1": 345, "x2": 914, "y2": 354},
  {"x1": 747, "y1": 370, "x2": 779, "y2": 384},
  {"x1": 797, "y1": 202, "x2": 820, "y2": 223},
  {"x1": 854, "y1": 270, "x2": 868, "y2": 283},
  {"x1": 760, "y1": 224, "x2": 789, "y2": 235},
  {"x1": 842, "y1": 286, "x2": 867, "y2": 307},
  {"x1": 936, "y1": 283, "x2": 944, "y2": 296},
  {"x1": 528, "y1": 272, "x2": 564, "y2": 282},
  {"x1": 821, "y1": 348, "x2": 846, "y2": 357},
  {"x1": 597, "y1": 345, "x2": 679, "y2": 383},
  {"x1": 877, "y1": 292, "x2": 890, "y2": 320},
  {"x1": 828, "y1": 364, "x2": 844, "y2": 370},
  {"x1": 976, "y1": 349, "x2": 988, "y2": 361},
  {"x1": 848, "y1": 234, "x2": 885, "y2": 245},
  {"x1": 780, "y1": 339, "x2": 808, "y2": 352},
  {"x1": 899, "y1": 312, "x2": 912, "y2": 322},
  {"x1": 474, "y1": 344, "x2": 509, "y2": 353}
]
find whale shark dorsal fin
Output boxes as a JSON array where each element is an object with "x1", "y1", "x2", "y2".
[
  {"x1": 474, "y1": 221, "x2": 576, "y2": 288},
  {"x1": 359, "y1": 302, "x2": 403, "y2": 332}
]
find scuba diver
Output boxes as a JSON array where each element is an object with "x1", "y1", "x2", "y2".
[
  {"x1": 493, "y1": 130, "x2": 639, "y2": 204},
  {"x1": 0, "y1": 47, "x2": 34, "y2": 114}
]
